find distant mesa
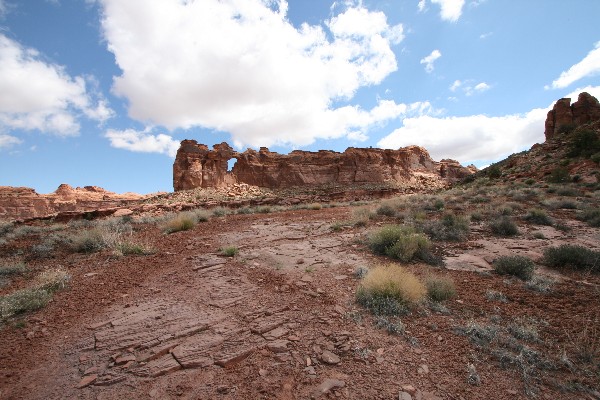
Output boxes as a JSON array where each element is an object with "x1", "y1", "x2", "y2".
[
  {"x1": 544, "y1": 92, "x2": 600, "y2": 141},
  {"x1": 173, "y1": 141, "x2": 476, "y2": 192}
]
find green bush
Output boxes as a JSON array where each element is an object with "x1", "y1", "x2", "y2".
[
  {"x1": 493, "y1": 255, "x2": 535, "y2": 281},
  {"x1": 568, "y1": 129, "x2": 600, "y2": 158},
  {"x1": 424, "y1": 213, "x2": 470, "y2": 241},
  {"x1": 219, "y1": 246, "x2": 239, "y2": 257},
  {"x1": 425, "y1": 276, "x2": 457, "y2": 301},
  {"x1": 578, "y1": 208, "x2": 600, "y2": 227},
  {"x1": 523, "y1": 209, "x2": 553, "y2": 226},
  {"x1": 487, "y1": 165, "x2": 502, "y2": 179},
  {"x1": 542, "y1": 245, "x2": 600, "y2": 272},
  {"x1": 368, "y1": 225, "x2": 435, "y2": 264},
  {"x1": 489, "y1": 216, "x2": 519, "y2": 236},
  {"x1": 547, "y1": 167, "x2": 570, "y2": 184}
]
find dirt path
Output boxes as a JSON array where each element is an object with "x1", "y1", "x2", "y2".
[{"x1": 1, "y1": 208, "x2": 599, "y2": 399}]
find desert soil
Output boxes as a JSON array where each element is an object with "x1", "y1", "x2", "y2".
[{"x1": 1, "y1": 204, "x2": 599, "y2": 400}]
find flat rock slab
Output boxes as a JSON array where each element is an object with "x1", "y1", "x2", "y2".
[
  {"x1": 132, "y1": 354, "x2": 181, "y2": 378},
  {"x1": 171, "y1": 333, "x2": 224, "y2": 368},
  {"x1": 250, "y1": 315, "x2": 287, "y2": 334}
]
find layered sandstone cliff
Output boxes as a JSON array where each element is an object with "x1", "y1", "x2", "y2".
[
  {"x1": 544, "y1": 92, "x2": 600, "y2": 141},
  {"x1": 0, "y1": 184, "x2": 145, "y2": 220},
  {"x1": 173, "y1": 141, "x2": 476, "y2": 191}
]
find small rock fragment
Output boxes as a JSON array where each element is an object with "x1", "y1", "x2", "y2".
[
  {"x1": 76, "y1": 374, "x2": 97, "y2": 389},
  {"x1": 319, "y1": 350, "x2": 341, "y2": 365},
  {"x1": 311, "y1": 378, "x2": 345, "y2": 399}
]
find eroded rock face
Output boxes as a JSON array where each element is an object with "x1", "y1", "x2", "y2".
[
  {"x1": 173, "y1": 141, "x2": 475, "y2": 191},
  {"x1": 545, "y1": 92, "x2": 600, "y2": 141},
  {"x1": 0, "y1": 185, "x2": 144, "y2": 220}
]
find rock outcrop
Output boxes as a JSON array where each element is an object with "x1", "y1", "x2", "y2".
[
  {"x1": 173, "y1": 141, "x2": 475, "y2": 191},
  {"x1": 0, "y1": 185, "x2": 145, "y2": 220},
  {"x1": 545, "y1": 92, "x2": 600, "y2": 141}
]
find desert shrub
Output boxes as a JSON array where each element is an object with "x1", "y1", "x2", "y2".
[
  {"x1": 525, "y1": 275, "x2": 554, "y2": 293},
  {"x1": 424, "y1": 213, "x2": 470, "y2": 241},
  {"x1": 356, "y1": 264, "x2": 425, "y2": 315},
  {"x1": 356, "y1": 264, "x2": 426, "y2": 315},
  {"x1": 354, "y1": 266, "x2": 369, "y2": 279},
  {"x1": 308, "y1": 203, "x2": 322, "y2": 210},
  {"x1": 376, "y1": 204, "x2": 396, "y2": 217},
  {"x1": 457, "y1": 321, "x2": 499, "y2": 347},
  {"x1": 532, "y1": 232, "x2": 546, "y2": 240},
  {"x1": 163, "y1": 212, "x2": 196, "y2": 234},
  {"x1": 70, "y1": 228, "x2": 106, "y2": 253},
  {"x1": 557, "y1": 123, "x2": 576, "y2": 134},
  {"x1": 219, "y1": 246, "x2": 239, "y2": 257},
  {"x1": 0, "y1": 288, "x2": 52, "y2": 319},
  {"x1": 591, "y1": 152, "x2": 600, "y2": 164},
  {"x1": 555, "y1": 187, "x2": 579, "y2": 197},
  {"x1": 255, "y1": 206, "x2": 272, "y2": 214},
  {"x1": 578, "y1": 208, "x2": 600, "y2": 227},
  {"x1": 523, "y1": 209, "x2": 553, "y2": 226},
  {"x1": 487, "y1": 165, "x2": 502, "y2": 179},
  {"x1": 493, "y1": 255, "x2": 535, "y2": 281},
  {"x1": 542, "y1": 245, "x2": 600, "y2": 272},
  {"x1": 0, "y1": 262, "x2": 27, "y2": 277},
  {"x1": 212, "y1": 206, "x2": 229, "y2": 216},
  {"x1": 0, "y1": 222, "x2": 13, "y2": 236},
  {"x1": 547, "y1": 167, "x2": 570, "y2": 184},
  {"x1": 485, "y1": 290, "x2": 508, "y2": 303},
  {"x1": 524, "y1": 178, "x2": 536, "y2": 185},
  {"x1": 352, "y1": 207, "x2": 374, "y2": 227},
  {"x1": 374, "y1": 316, "x2": 405, "y2": 336},
  {"x1": 193, "y1": 209, "x2": 211, "y2": 222},
  {"x1": 0, "y1": 268, "x2": 69, "y2": 320},
  {"x1": 425, "y1": 275, "x2": 457, "y2": 301},
  {"x1": 29, "y1": 242, "x2": 55, "y2": 259},
  {"x1": 508, "y1": 318, "x2": 539, "y2": 343},
  {"x1": 116, "y1": 242, "x2": 153, "y2": 256},
  {"x1": 489, "y1": 216, "x2": 519, "y2": 236},
  {"x1": 470, "y1": 212, "x2": 483, "y2": 222},
  {"x1": 368, "y1": 225, "x2": 434, "y2": 263},
  {"x1": 568, "y1": 129, "x2": 600, "y2": 158},
  {"x1": 35, "y1": 267, "x2": 70, "y2": 293}
]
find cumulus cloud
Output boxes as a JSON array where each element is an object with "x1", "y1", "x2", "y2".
[
  {"x1": 0, "y1": 133, "x2": 21, "y2": 149},
  {"x1": 99, "y1": 0, "x2": 405, "y2": 149},
  {"x1": 420, "y1": 49, "x2": 441, "y2": 73},
  {"x1": 417, "y1": 0, "x2": 426, "y2": 12},
  {"x1": 431, "y1": 0, "x2": 465, "y2": 22},
  {"x1": 449, "y1": 79, "x2": 490, "y2": 96},
  {"x1": 105, "y1": 128, "x2": 180, "y2": 157},
  {"x1": 378, "y1": 85, "x2": 600, "y2": 164},
  {"x1": 449, "y1": 80, "x2": 461, "y2": 91},
  {"x1": 547, "y1": 41, "x2": 600, "y2": 89},
  {"x1": 0, "y1": 34, "x2": 113, "y2": 137}
]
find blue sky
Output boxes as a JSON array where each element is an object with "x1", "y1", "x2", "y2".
[{"x1": 1, "y1": 0, "x2": 599, "y2": 194}]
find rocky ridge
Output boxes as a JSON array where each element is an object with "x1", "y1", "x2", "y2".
[{"x1": 173, "y1": 142, "x2": 476, "y2": 191}]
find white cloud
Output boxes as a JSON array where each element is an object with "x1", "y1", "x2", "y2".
[
  {"x1": 417, "y1": 0, "x2": 426, "y2": 12},
  {"x1": 420, "y1": 49, "x2": 441, "y2": 73},
  {"x1": 105, "y1": 128, "x2": 180, "y2": 157},
  {"x1": 99, "y1": 0, "x2": 405, "y2": 149},
  {"x1": 431, "y1": 0, "x2": 465, "y2": 22},
  {"x1": 479, "y1": 32, "x2": 492, "y2": 39},
  {"x1": 547, "y1": 41, "x2": 600, "y2": 89},
  {"x1": 0, "y1": 133, "x2": 21, "y2": 149},
  {"x1": 378, "y1": 85, "x2": 600, "y2": 164},
  {"x1": 0, "y1": 34, "x2": 113, "y2": 137},
  {"x1": 473, "y1": 82, "x2": 490, "y2": 92},
  {"x1": 449, "y1": 80, "x2": 462, "y2": 91}
]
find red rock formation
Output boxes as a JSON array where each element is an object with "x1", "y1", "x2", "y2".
[
  {"x1": 0, "y1": 185, "x2": 145, "y2": 220},
  {"x1": 173, "y1": 141, "x2": 475, "y2": 191},
  {"x1": 545, "y1": 92, "x2": 600, "y2": 141}
]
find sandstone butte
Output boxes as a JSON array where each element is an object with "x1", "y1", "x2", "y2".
[
  {"x1": 173, "y1": 143, "x2": 477, "y2": 192},
  {"x1": 544, "y1": 91, "x2": 600, "y2": 141}
]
